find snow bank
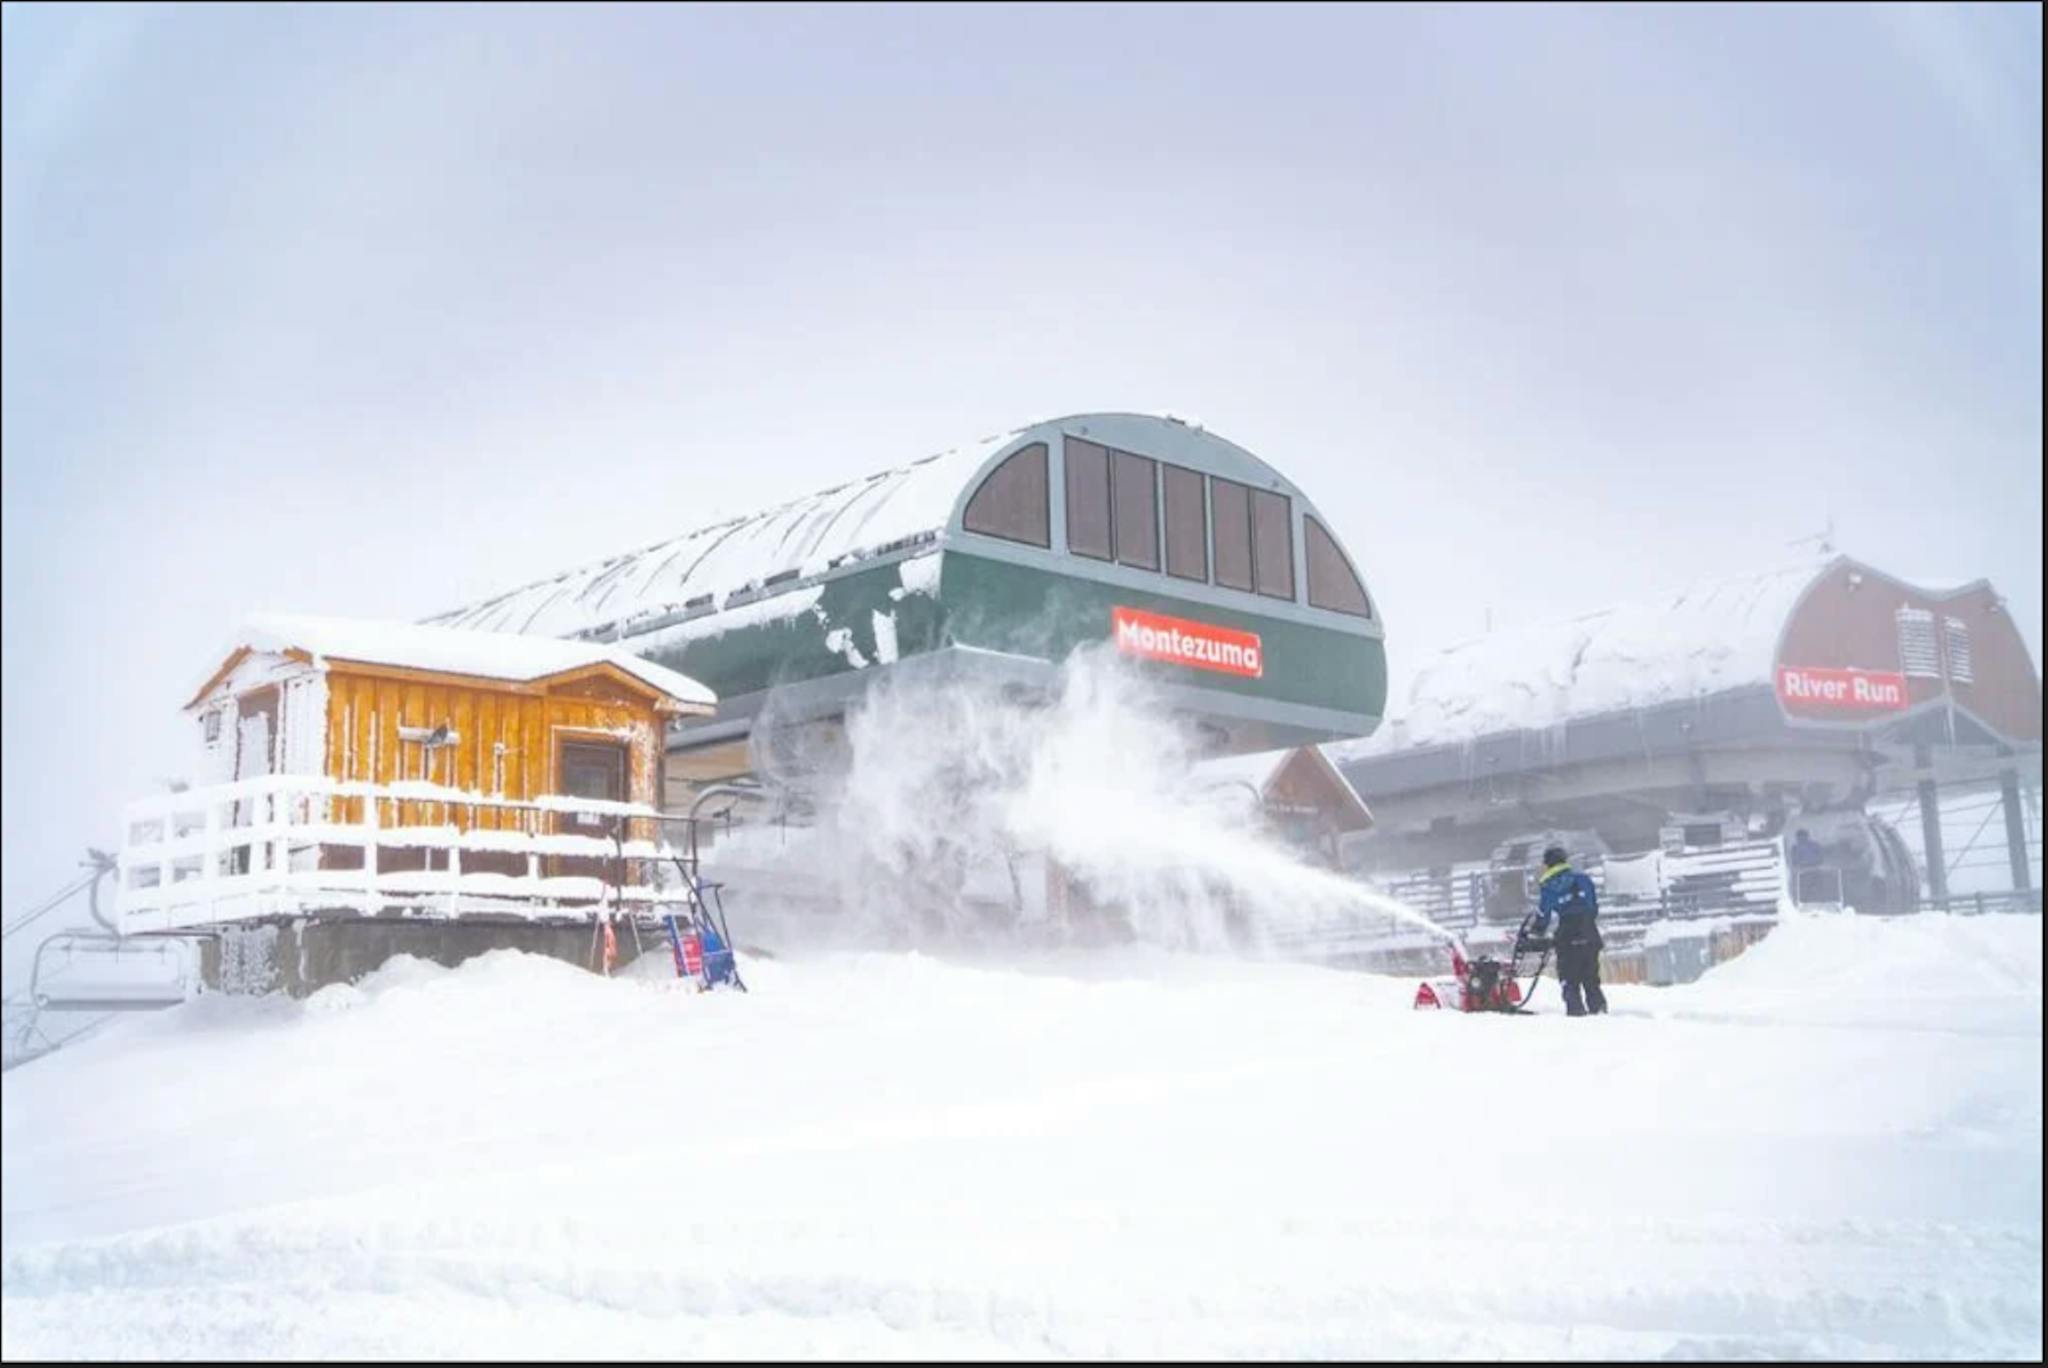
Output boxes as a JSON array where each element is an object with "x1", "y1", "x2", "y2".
[
  {"x1": 1658, "y1": 909, "x2": 2046, "y2": 1038},
  {"x1": 4, "y1": 914, "x2": 2040, "y2": 1359},
  {"x1": 1702, "y1": 910, "x2": 2042, "y2": 999}
]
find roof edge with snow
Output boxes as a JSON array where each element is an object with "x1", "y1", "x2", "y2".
[{"x1": 187, "y1": 614, "x2": 718, "y2": 713}]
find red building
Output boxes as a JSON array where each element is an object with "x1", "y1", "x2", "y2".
[{"x1": 1338, "y1": 555, "x2": 2041, "y2": 931}]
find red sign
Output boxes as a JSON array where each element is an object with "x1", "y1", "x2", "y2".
[
  {"x1": 1112, "y1": 606, "x2": 1263, "y2": 679},
  {"x1": 1775, "y1": 664, "x2": 1908, "y2": 713}
]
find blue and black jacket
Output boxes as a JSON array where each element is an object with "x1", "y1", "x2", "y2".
[{"x1": 1536, "y1": 862, "x2": 1600, "y2": 944}]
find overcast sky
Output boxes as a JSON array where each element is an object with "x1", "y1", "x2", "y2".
[{"x1": 3, "y1": 2, "x2": 2041, "y2": 952}]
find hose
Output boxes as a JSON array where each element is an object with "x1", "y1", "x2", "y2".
[{"x1": 1507, "y1": 913, "x2": 1551, "y2": 1011}]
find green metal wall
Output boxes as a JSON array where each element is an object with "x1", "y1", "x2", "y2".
[
  {"x1": 936, "y1": 551, "x2": 1385, "y2": 723},
  {"x1": 634, "y1": 548, "x2": 1385, "y2": 739}
]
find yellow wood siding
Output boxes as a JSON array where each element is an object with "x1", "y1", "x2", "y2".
[{"x1": 319, "y1": 667, "x2": 666, "y2": 841}]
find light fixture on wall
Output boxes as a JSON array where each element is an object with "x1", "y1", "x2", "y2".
[{"x1": 398, "y1": 724, "x2": 459, "y2": 748}]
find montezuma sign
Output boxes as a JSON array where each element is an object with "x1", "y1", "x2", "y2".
[
  {"x1": 1775, "y1": 664, "x2": 1908, "y2": 714},
  {"x1": 1112, "y1": 606, "x2": 1263, "y2": 679}
]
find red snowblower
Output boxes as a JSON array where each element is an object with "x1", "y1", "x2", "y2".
[{"x1": 1413, "y1": 915, "x2": 1551, "y2": 1014}]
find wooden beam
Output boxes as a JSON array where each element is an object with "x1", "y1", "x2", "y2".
[
  {"x1": 326, "y1": 659, "x2": 549, "y2": 695},
  {"x1": 183, "y1": 647, "x2": 253, "y2": 711}
]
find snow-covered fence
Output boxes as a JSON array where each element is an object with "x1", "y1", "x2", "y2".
[
  {"x1": 117, "y1": 775, "x2": 691, "y2": 934},
  {"x1": 1357, "y1": 840, "x2": 1785, "y2": 939},
  {"x1": 1281, "y1": 840, "x2": 1793, "y2": 974},
  {"x1": 1600, "y1": 840, "x2": 1785, "y2": 925},
  {"x1": 1920, "y1": 889, "x2": 2043, "y2": 916}
]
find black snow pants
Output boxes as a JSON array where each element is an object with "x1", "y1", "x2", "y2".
[{"x1": 1554, "y1": 914, "x2": 1607, "y2": 1017}]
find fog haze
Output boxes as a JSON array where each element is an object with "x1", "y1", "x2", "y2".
[{"x1": 4, "y1": 1, "x2": 2040, "y2": 944}]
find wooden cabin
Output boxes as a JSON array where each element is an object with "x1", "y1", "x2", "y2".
[
  {"x1": 185, "y1": 613, "x2": 713, "y2": 814},
  {"x1": 1193, "y1": 746, "x2": 1375, "y2": 869},
  {"x1": 121, "y1": 614, "x2": 716, "y2": 934}
]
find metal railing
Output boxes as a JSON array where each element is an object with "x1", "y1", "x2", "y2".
[
  {"x1": 1915, "y1": 889, "x2": 2042, "y2": 916},
  {"x1": 1360, "y1": 842, "x2": 1786, "y2": 940}
]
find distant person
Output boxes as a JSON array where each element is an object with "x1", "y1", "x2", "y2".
[
  {"x1": 1790, "y1": 828, "x2": 1828, "y2": 904},
  {"x1": 1790, "y1": 829, "x2": 1824, "y2": 871},
  {"x1": 1533, "y1": 845, "x2": 1607, "y2": 1017}
]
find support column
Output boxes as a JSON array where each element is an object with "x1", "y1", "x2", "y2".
[
  {"x1": 2002, "y1": 768, "x2": 2032, "y2": 893},
  {"x1": 1916, "y1": 745, "x2": 1947, "y2": 905}
]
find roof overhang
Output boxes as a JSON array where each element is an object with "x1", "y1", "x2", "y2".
[{"x1": 184, "y1": 622, "x2": 719, "y2": 720}]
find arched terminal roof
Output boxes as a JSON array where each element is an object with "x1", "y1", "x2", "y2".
[{"x1": 428, "y1": 413, "x2": 1319, "y2": 644}]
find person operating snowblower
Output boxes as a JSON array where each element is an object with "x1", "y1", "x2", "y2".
[{"x1": 1533, "y1": 845, "x2": 1607, "y2": 1017}]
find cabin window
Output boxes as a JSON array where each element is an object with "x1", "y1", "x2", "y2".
[
  {"x1": 1251, "y1": 488, "x2": 1294, "y2": 600},
  {"x1": 1163, "y1": 464, "x2": 1208, "y2": 582},
  {"x1": 1111, "y1": 450, "x2": 1160, "y2": 571},
  {"x1": 1211, "y1": 477, "x2": 1254, "y2": 591},
  {"x1": 1942, "y1": 616, "x2": 1974, "y2": 685},
  {"x1": 203, "y1": 709, "x2": 223, "y2": 745},
  {"x1": 558, "y1": 740, "x2": 627, "y2": 833},
  {"x1": 1895, "y1": 607, "x2": 1940, "y2": 678},
  {"x1": 1064, "y1": 437, "x2": 1112, "y2": 561},
  {"x1": 961, "y1": 443, "x2": 1050, "y2": 548},
  {"x1": 1303, "y1": 515, "x2": 1372, "y2": 617}
]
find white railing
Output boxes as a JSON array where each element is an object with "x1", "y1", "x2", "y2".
[{"x1": 117, "y1": 775, "x2": 690, "y2": 934}]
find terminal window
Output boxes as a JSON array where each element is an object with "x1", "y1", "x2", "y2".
[
  {"x1": 1304, "y1": 515, "x2": 1371, "y2": 617},
  {"x1": 962, "y1": 443, "x2": 1050, "y2": 548},
  {"x1": 1251, "y1": 488, "x2": 1294, "y2": 600},
  {"x1": 1064, "y1": 437, "x2": 1113, "y2": 561},
  {"x1": 1212, "y1": 477, "x2": 1254, "y2": 591},
  {"x1": 1163, "y1": 463, "x2": 1208, "y2": 582},
  {"x1": 1112, "y1": 449, "x2": 1160, "y2": 571}
]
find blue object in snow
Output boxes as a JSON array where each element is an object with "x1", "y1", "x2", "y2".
[{"x1": 700, "y1": 920, "x2": 738, "y2": 988}]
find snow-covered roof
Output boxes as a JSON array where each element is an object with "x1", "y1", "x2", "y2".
[
  {"x1": 1191, "y1": 746, "x2": 1373, "y2": 829},
  {"x1": 425, "y1": 427, "x2": 1026, "y2": 640},
  {"x1": 1340, "y1": 557, "x2": 1838, "y2": 756},
  {"x1": 197, "y1": 613, "x2": 717, "y2": 710}
]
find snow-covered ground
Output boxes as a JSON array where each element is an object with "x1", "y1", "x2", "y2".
[{"x1": 3, "y1": 911, "x2": 2040, "y2": 1360}]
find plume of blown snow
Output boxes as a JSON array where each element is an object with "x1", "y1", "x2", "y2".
[{"x1": 732, "y1": 647, "x2": 1451, "y2": 956}]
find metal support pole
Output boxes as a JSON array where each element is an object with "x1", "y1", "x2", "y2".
[
  {"x1": 2001, "y1": 768, "x2": 2032, "y2": 893},
  {"x1": 1915, "y1": 745, "x2": 1946, "y2": 905}
]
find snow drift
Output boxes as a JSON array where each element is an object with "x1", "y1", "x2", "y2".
[{"x1": 3, "y1": 912, "x2": 2039, "y2": 1359}]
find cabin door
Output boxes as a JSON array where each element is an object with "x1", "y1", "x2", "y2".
[
  {"x1": 231, "y1": 688, "x2": 280, "y2": 874},
  {"x1": 554, "y1": 738, "x2": 629, "y2": 884},
  {"x1": 559, "y1": 740, "x2": 627, "y2": 820},
  {"x1": 235, "y1": 689, "x2": 279, "y2": 782}
]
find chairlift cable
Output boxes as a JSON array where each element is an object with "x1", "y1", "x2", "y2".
[{"x1": 2, "y1": 871, "x2": 100, "y2": 942}]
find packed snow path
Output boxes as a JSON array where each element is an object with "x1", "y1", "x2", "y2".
[{"x1": 3, "y1": 913, "x2": 2040, "y2": 1359}]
